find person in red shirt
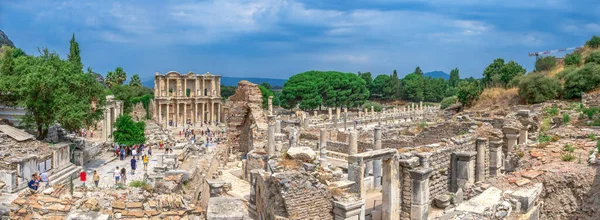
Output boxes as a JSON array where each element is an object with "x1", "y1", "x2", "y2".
[{"x1": 80, "y1": 171, "x2": 87, "y2": 187}]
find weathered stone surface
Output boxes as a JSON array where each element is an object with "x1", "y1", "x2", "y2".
[
  {"x1": 112, "y1": 201, "x2": 126, "y2": 210},
  {"x1": 225, "y1": 81, "x2": 268, "y2": 153},
  {"x1": 207, "y1": 197, "x2": 245, "y2": 220},
  {"x1": 511, "y1": 183, "x2": 543, "y2": 212},
  {"x1": 286, "y1": 147, "x2": 316, "y2": 162},
  {"x1": 456, "y1": 187, "x2": 502, "y2": 215}
]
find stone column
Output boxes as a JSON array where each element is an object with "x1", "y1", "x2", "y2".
[
  {"x1": 452, "y1": 152, "x2": 476, "y2": 192},
  {"x1": 364, "y1": 108, "x2": 368, "y2": 115},
  {"x1": 348, "y1": 157, "x2": 365, "y2": 198},
  {"x1": 275, "y1": 120, "x2": 281, "y2": 133},
  {"x1": 184, "y1": 78, "x2": 187, "y2": 97},
  {"x1": 313, "y1": 110, "x2": 317, "y2": 117},
  {"x1": 419, "y1": 101, "x2": 423, "y2": 111},
  {"x1": 328, "y1": 108, "x2": 332, "y2": 120},
  {"x1": 416, "y1": 152, "x2": 432, "y2": 169},
  {"x1": 381, "y1": 157, "x2": 399, "y2": 220},
  {"x1": 410, "y1": 167, "x2": 433, "y2": 220},
  {"x1": 202, "y1": 79, "x2": 206, "y2": 96},
  {"x1": 343, "y1": 112, "x2": 348, "y2": 131},
  {"x1": 319, "y1": 129, "x2": 329, "y2": 168},
  {"x1": 336, "y1": 108, "x2": 341, "y2": 120},
  {"x1": 267, "y1": 118, "x2": 275, "y2": 157},
  {"x1": 158, "y1": 103, "x2": 162, "y2": 126},
  {"x1": 268, "y1": 96, "x2": 273, "y2": 115},
  {"x1": 506, "y1": 133, "x2": 519, "y2": 153},
  {"x1": 358, "y1": 111, "x2": 362, "y2": 118},
  {"x1": 192, "y1": 102, "x2": 196, "y2": 124},
  {"x1": 519, "y1": 126, "x2": 528, "y2": 145},
  {"x1": 373, "y1": 126, "x2": 382, "y2": 189},
  {"x1": 103, "y1": 110, "x2": 108, "y2": 141},
  {"x1": 489, "y1": 140, "x2": 503, "y2": 177},
  {"x1": 411, "y1": 103, "x2": 415, "y2": 112},
  {"x1": 211, "y1": 101, "x2": 215, "y2": 124},
  {"x1": 199, "y1": 103, "x2": 203, "y2": 124},
  {"x1": 217, "y1": 103, "x2": 221, "y2": 123},
  {"x1": 371, "y1": 106, "x2": 374, "y2": 115},
  {"x1": 348, "y1": 131, "x2": 358, "y2": 155},
  {"x1": 166, "y1": 103, "x2": 170, "y2": 127},
  {"x1": 183, "y1": 103, "x2": 187, "y2": 126},
  {"x1": 365, "y1": 149, "x2": 373, "y2": 177},
  {"x1": 476, "y1": 138, "x2": 488, "y2": 182}
]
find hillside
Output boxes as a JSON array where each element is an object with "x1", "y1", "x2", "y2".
[
  {"x1": 0, "y1": 30, "x2": 15, "y2": 48},
  {"x1": 424, "y1": 71, "x2": 449, "y2": 80}
]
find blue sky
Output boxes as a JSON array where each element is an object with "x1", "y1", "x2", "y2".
[{"x1": 2, "y1": 0, "x2": 599, "y2": 81}]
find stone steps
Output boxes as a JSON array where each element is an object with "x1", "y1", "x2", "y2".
[{"x1": 49, "y1": 163, "x2": 82, "y2": 185}]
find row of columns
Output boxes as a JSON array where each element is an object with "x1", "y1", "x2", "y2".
[
  {"x1": 155, "y1": 76, "x2": 220, "y2": 98},
  {"x1": 156, "y1": 101, "x2": 221, "y2": 127}
]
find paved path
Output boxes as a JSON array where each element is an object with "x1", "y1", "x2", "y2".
[{"x1": 75, "y1": 152, "x2": 160, "y2": 189}]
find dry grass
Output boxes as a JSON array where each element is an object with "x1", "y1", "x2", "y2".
[
  {"x1": 329, "y1": 187, "x2": 345, "y2": 197},
  {"x1": 278, "y1": 158, "x2": 303, "y2": 170},
  {"x1": 416, "y1": 147, "x2": 434, "y2": 153},
  {"x1": 471, "y1": 87, "x2": 520, "y2": 111}
]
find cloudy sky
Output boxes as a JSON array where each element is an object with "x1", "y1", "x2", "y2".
[{"x1": 2, "y1": 0, "x2": 599, "y2": 81}]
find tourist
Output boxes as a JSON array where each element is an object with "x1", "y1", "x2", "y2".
[
  {"x1": 132, "y1": 147, "x2": 137, "y2": 160},
  {"x1": 79, "y1": 170, "x2": 87, "y2": 187},
  {"x1": 169, "y1": 148, "x2": 173, "y2": 154},
  {"x1": 148, "y1": 146, "x2": 152, "y2": 157},
  {"x1": 114, "y1": 167, "x2": 121, "y2": 186},
  {"x1": 115, "y1": 148, "x2": 120, "y2": 158},
  {"x1": 143, "y1": 155, "x2": 149, "y2": 170},
  {"x1": 131, "y1": 157, "x2": 137, "y2": 175},
  {"x1": 159, "y1": 140, "x2": 163, "y2": 149},
  {"x1": 120, "y1": 167, "x2": 127, "y2": 184},
  {"x1": 93, "y1": 170, "x2": 100, "y2": 188},
  {"x1": 28, "y1": 174, "x2": 39, "y2": 193},
  {"x1": 120, "y1": 148, "x2": 125, "y2": 160},
  {"x1": 40, "y1": 171, "x2": 49, "y2": 187}
]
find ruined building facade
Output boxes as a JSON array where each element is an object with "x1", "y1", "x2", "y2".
[{"x1": 153, "y1": 71, "x2": 223, "y2": 127}]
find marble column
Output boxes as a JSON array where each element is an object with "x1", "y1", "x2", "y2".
[
  {"x1": 519, "y1": 127, "x2": 528, "y2": 145},
  {"x1": 365, "y1": 149, "x2": 373, "y2": 177},
  {"x1": 506, "y1": 133, "x2": 519, "y2": 153},
  {"x1": 343, "y1": 112, "x2": 348, "y2": 131},
  {"x1": 211, "y1": 101, "x2": 215, "y2": 124},
  {"x1": 373, "y1": 126, "x2": 382, "y2": 188},
  {"x1": 371, "y1": 106, "x2": 374, "y2": 115},
  {"x1": 166, "y1": 103, "x2": 170, "y2": 127},
  {"x1": 419, "y1": 101, "x2": 423, "y2": 111},
  {"x1": 158, "y1": 103, "x2": 162, "y2": 126},
  {"x1": 275, "y1": 120, "x2": 281, "y2": 133},
  {"x1": 192, "y1": 102, "x2": 196, "y2": 124},
  {"x1": 319, "y1": 129, "x2": 329, "y2": 169},
  {"x1": 476, "y1": 138, "x2": 488, "y2": 182},
  {"x1": 410, "y1": 168, "x2": 433, "y2": 220},
  {"x1": 267, "y1": 118, "x2": 275, "y2": 157},
  {"x1": 489, "y1": 140, "x2": 503, "y2": 177},
  {"x1": 268, "y1": 96, "x2": 273, "y2": 115},
  {"x1": 349, "y1": 131, "x2": 358, "y2": 155},
  {"x1": 217, "y1": 103, "x2": 221, "y2": 123},
  {"x1": 183, "y1": 103, "x2": 187, "y2": 126},
  {"x1": 381, "y1": 157, "x2": 400, "y2": 220},
  {"x1": 313, "y1": 110, "x2": 317, "y2": 117},
  {"x1": 336, "y1": 108, "x2": 341, "y2": 120},
  {"x1": 328, "y1": 108, "x2": 332, "y2": 120}
]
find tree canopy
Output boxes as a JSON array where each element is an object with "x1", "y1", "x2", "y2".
[
  {"x1": 259, "y1": 84, "x2": 274, "y2": 109},
  {"x1": 401, "y1": 73, "x2": 424, "y2": 101},
  {"x1": 482, "y1": 58, "x2": 526, "y2": 88},
  {"x1": 129, "y1": 74, "x2": 142, "y2": 88},
  {"x1": 449, "y1": 68, "x2": 460, "y2": 87},
  {"x1": 105, "y1": 67, "x2": 127, "y2": 89},
  {"x1": 113, "y1": 114, "x2": 146, "y2": 146}
]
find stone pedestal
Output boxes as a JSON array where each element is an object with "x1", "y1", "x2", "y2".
[
  {"x1": 489, "y1": 140, "x2": 503, "y2": 177},
  {"x1": 373, "y1": 127, "x2": 382, "y2": 188},
  {"x1": 244, "y1": 151, "x2": 269, "y2": 181},
  {"x1": 506, "y1": 133, "x2": 519, "y2": 152},
  {"x1": 519, "y1": 127, "x2": 528, "y2": 145},
  {"x1": 410, "y1": 168, "x2": 433, "y2": 220},
  {"x1": 333, "y1": 200, "x2": 365, "y2": 220},
  {"x1": 476, "y1": 138, "x2": 488, "y2": 182},
  {"x1": 452, "y1": 151, "x2": 476, "y2": 192}
]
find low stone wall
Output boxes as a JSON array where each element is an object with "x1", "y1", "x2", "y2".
[
  {"x1": 299, "y1": 132, "x2": 318, "y2": 141},
  {"x1": 326, "y1": 141, "x2": 349, "y2": 154}
]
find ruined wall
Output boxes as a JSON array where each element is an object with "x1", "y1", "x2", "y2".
[
  {"x1": 326, "y1": 141, "x2": 349, "y2": 154},
  {"x1": 225, "y1": 81, "x2": 268, "y2": 153}
]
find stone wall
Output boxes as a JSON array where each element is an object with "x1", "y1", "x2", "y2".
[
  {"x1": 582, "y1": 92, "x2": 600, "y2": 107},
  {"x1": 326, "y1": 141, "x2": 349, "y2": 154},
  {"x1": 336, "y1": 132, "x2": 348, "y2": 143},
  {"x1": 225, "y1": 81, "x2": 268, "y2": 153}
]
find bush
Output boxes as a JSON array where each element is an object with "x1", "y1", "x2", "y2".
[
  {"x1": 563, "y1": 144, "x2": 575, "y2": 153},
  {"x1": 457, "y1": 81, "x2": 482, "y2": 106},
  {"x1": 585, "y1": 51, "x2": 600, "y2": 65},
  {"x1": 518, "y1": 73, "x2": 562, "y2": 104},
  {"x1": 586, "y1": 35, "x2": 600, "y2": 49},
  {"x1": 535, "y1": 56, "x2": 557, "y2": 72},
  {"x1": 440, "y1": 96, "x2": 457, "y2": 109},
  {"x1": 563, "y1": 113, "x2": 570, "y2": 124},
  {"x1": 564, "y1": 52, "x2": 582, "y2": 66},
  {"x1": 583, "y1": 107, "x2": 598, "y2": 119},
  {"x1": 362, "y1": 101, "x2": 382, "y2": 112},
  {"x1": 561, "y1": 152, "x2": 576, "y2": 161},
  {"x1": 589, "y1": 134, "x2": 596, "y2": 141},
  {"x1": 539, "y1": 133, "x2": 551, "y2": 143},
  {"x1": 541, "y1": 117, "x2": 551, "y2": 132},
  {"x1": 129, "y1": 180, "x2": 146, "y2": 188},
  {"x1": 544, "y1": 106, "x2": 560, "y2": 117},
  {"x1": 563, "y1": 64, "x2": 600, "y2": 99}
]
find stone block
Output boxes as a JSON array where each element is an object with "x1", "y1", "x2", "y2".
[
  {"x1": 455, "y1": 187, "x2": 502, "y2": 215},
  {"x1": 287, "y1": 147, "x2": 316, "y2": 162},
  {"x1": 510, "y1": 183, "x2": 543, "y2": 213},
  {"x1": 303, "y1": 163, "x2": 316, "y2": 171}
]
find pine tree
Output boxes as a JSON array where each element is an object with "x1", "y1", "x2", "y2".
[
  {"x1": 414, "y1": 66, "x2": 423, "y2": 76},
  {"x1": 67, "y1": 33, "x2": 83, "y2": 72},
  {"x1": 449, "y1": 68, "x2": 460, "y2": 87}
]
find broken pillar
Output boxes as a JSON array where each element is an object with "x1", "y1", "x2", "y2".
[
  {"x1": 267, "y1": 120, "x2": 275, "y2": 157},
  {"x1": 452, "y1": 151, "x2": 476, "y2": 192},
  {"x1": 489, "y1": 140, "x2": 503, "y2": 176},
  {"x1": 268, "y1": 96, "x2": 273, "y2": 115},
  {"x1": 373, "y1": 126, "x2": 382, "y2": 188},
  {"x1": 333, "y1": 200, "x2": 365, "y2": 220},
  {"x1": 419, "y1": 101, "x2": 423, "y2": 111},
  {"x1": 328, "y1": 108, "x2": 332, "y2": 120},
  {"x1": 411, "y1": 103, "x2": 415, "y2": 112},
  {"x1": 506, "y1": 133, "x2": 519, "y2": 153},
  {"x1": 244, "y1": 150, "x2": 269, "y2": 181},
  {"x1": 319, "y1": 129, "x2": 329, "y2": 169},
  {"x1": 476, "y1": 138, "x2": 488, "y2": 182},
  {"x1": 313, "y1": 110, "x2": 317, "y2": 117},
  {"x1": 416, "y1": 152, "x2": 432, "y2": 169},
  {"x1": 275, "y1": 120, "x2": 281, "y2": 133},
  {"x1": 348, "y1": 131, "x2": 358, "y2": 155},
  {"x1": 519, "y1": 126, "x2": 529, "y2": 145},
  {"x1": 344, "y1": 112, "x2": 348, "y2": 131},
  {"x1": 410, "y1": 167, "x2": 433, "y2": 220},
  {"x1": 371, "y1": 106, "x2": 375, "y2": 115},
  {"x1": 336, "y1": 108, "x2": 341, "y2": 120}
]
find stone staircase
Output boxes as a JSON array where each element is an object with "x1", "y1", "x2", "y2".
[{"x1": 49, "y1": 163, "x2": 82, "y2": 185}]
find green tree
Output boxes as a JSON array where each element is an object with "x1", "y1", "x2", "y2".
[
  {"x1": 449, "y1": 68, "x2": 460, "y2": 87},
  {"x1": 67, "y1": 33, "x2": 83, "y2": 72},
  {"x1": 105, "y1": 67, "x2": 127, "y2": 88},
  {"x1": 220, "y1": 85, "x2": 237, "y2": 100},
  {"x1": 259, "y1": 85, "x2": 274, "y2": 109},
  {"x1": 414, "y1": 66, "x2": 423, "y2": 76},
  {"x1": 113, "y1": 114, "x2": 146, "y2": 146},
  {"x1": 482, "y1": 58, "x2": 505, "y2": 87},
  {"x1": 585, "y1": 51, "x2": 600, "y2": 65},
  {"x1": 440, "y1": 96, "x2": 457, "y2": 109},
  {"x1": 586, "y1": 35, "x2": 600, "y2": 49},
  {"x1": 357, "y1": 71, "x2": 373, "y2": 92},
  {"x1": 534, "y1": 56, "x2": 557, "y2": 72},
  {"x1": 518, "y1": 73, "x2": 562, "y2": 104},
  {"x1": 563, "y1": 63, "x2": 600, "y2": 98},
  {"x1": 129, "y1": 74, "x2": 142, "y2": 88},
  {"x1": 402, "y1": 73, "x2": 424, "y2": 101},
  {"x1": 110, "y1": 84, "x2": 153, "y2": 113},
  {"x1": 457, "y1": 80, "x2": 482, "y2": 106},
  {"x1": 423, "y1": 77, "x2": 447, "y2": 102},
  {"x1": 500, "y1": 61, "x2": 526, "y2": 87},
  {"x1": 260, "y1": 82, "x2": 272, "y2": 90},
  {"x1": 371, "y1": 74, "x2": 390, "y2": 99},
  {"x1": 564, "y1": 52, "x2": 582, "y2": 66}
]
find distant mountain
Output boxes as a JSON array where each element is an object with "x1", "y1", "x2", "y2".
[
  {"x1": 142, "y1": 76, "x2": 287, "y2": 88},
  {"x1": 423, "y1": 71, "x2": 450, "y2": 80},
  {"x1": 0, "y1": 30, "x2": 15, "y2": 48}
]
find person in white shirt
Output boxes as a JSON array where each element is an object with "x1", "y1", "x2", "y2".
[
  {"x1": 132, "y1": 148, "x2": 138, "y2": 160},
  {"x1": 114, "y1": 167, "x2": 121, "y2": 186}
]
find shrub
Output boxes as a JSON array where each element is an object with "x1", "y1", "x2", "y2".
[
  {"x1": 563, "y1": 63, "x2": 600, "y2": 99},
  {"x1": 563, "y1": 144, "x2": 575, "y2": 153},
  {"x1": 362, "y1": 101, "x2": 383, "y2": 112},
  {"x1": 586, "y1": 35, "x2": 600, "y2": 49},
  {"x1": 585, "y1": 51, "x2": 600, "y2": 65},
  {"x1": 440, "y1": 96, "x2": 457, "y2": 109},
  {"x1": 544, "y1": 107, "x2": 560, "y2": 117},
  {"x1": 564, "y1": 52, "x2": 582, "y2": 66},
  {"x1": 518, "y1": 73, "x2": 562, "y2": 104},
  {"x1": 590, "y1": 134, "x2": 596, "y2": 141},
  {"x1": 561, "y1": 152, "x2": 576, "y2": 161},
  {"x1": 129, "y1": 180, "x2": 147, "y2": 188},
  {"x1": 583, "y1": 107, "x2": 598, "y2": 119},
  {"x1": 539, "y1": 133, "x2": 551, "y2": 143},
  {"x1": 535, "y1": 56, "x2": 557, "y2": 72},
  {"x1": 541, "y1": 117, "x2": 551, "y2": 132},
  {"x1": 563, "y1": 113, "x2": 570, "y2": 124},
  {"x1": 457, "y1": 81, "x2": 482, "y2": 106}
]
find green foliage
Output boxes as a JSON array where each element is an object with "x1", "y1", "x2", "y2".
[
  {"x1": 534, "y1": 56, "x2": 557, "y2": 72},
  {"x1": 563, "y1": 64, "x2": 600, "y2": 99},
  {"x1": 563, "y1": 113, "x2": 571, "y2": 124},
  {"x1": 482, "y1": 58, "x2": 526, "y2": 87},
  {"x1": 539, "y1": 133, "x2": 551, "y2": 143},
  {"x1": 585, "y1": 35, "x2": 600, "y2": 49},
  {"x1": 541, "y1": 117, "x2": 551, "y2": 132},
  {"x1": 113, "y1": 114, "x2": 145, "y2": 146},
  {"x1": 131, "y1": 94, "x2": 153, "y2": 120},
  {"x1": 372, "y1": 74, "x2": 401, "y2": 100},
  {"x1": 518, "y1": 73, "x2": 562, "y2": 104},
  {"x1": 67, "y1": 33, "x2": 83, "y2": 72},
  {"x1": 544, "y1": 106, "x2": 560, "y2": 117},
  {"x1": 259, "y1": 85, "x2": 275, "y2": 109},
  {"x1": 402, "y1": 73, "x2": 424, "y2": 101},
  {"x1": 449, "y1": 68, "x2": 460, "y2": 87},
  {"x1": 110, "y1": 85, "x2": 153, "y2": 114},
  {"x1": 589, "y1": 134, "x2": 596, "y2": 141},
  {"x1": 281, "y1": 71, "x2": 369, "y2": 110},
  {"x1": 129, "y1": 180, "x2": 147, "y2": 188},
  {"x1": 564, "y1": 52, "x2": 582, "y2": 66},
  {"x1": 260, "y1": 82, "x2": 272, "y2": 90},
  {"x1": 390, "y1": 70, "x2": 402, "y2": 99},
  {"x1": 583, "y1": 107, "x2": 599, "y2": 119},
  {"x1": 105, "y1": 67, "x2": 127, "y2": 89},
  {"x1": 357, "y1": 71, "x2": 373, "y2": 92},
  {"x1": 0, "y1": 46, "x2": 106, "y2": 138},
  {"x1": 220, "y1": 85, "x2": 236, "y2": 100},
  {"x1": 563, "y1": 144, "x2": 575, "y2": 153},
  {"x1": 585, "y1": 51, "x2": 600, "y2": 65},
  {"x1": 414, "y1": 66, "x2": 423, "y2": 76},
  {"x1": 561, "y1": 152, "x2": 576, "y2": 161},
  {"x1": 362, "y1": 101, "x2": 382, "y2": 112},
  {"x1": 129, "y1": 74, "x2": 142, "y2": 88},
  {"x1": 456, "y1": 80, "x2": 482, "y2": 106},
  {"x1": 423, "y1": 77, "x2": 447, "y2": 102},
  {"x1": 440, "y1": 96, "x2": 457, "y2": 109}
]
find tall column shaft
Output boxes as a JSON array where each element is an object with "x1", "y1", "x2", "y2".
[
  {"x1": 476, "y1": 138, "x2": 488, "y2": 182},
  {"x1": 158, "y1": 103, "x2": 162, "y2": 126},
  {"x1": 410, "y1": 168, "x2": 433, "y2": 220},
  {"x1": 175, "y1": 102, "x2": 179, "y2": 127},
  {"x1": 373, "y1": 126, "x2": 382, "y2": 188},
  {"x1": 166, "y1": 103, "x2": 170, "y2": 127},
  {"x1": 183, "y1": 103, "x2": 187, "y2": 126},
  {"x1": 211, "y1": 101, "x2": 215, "y2": 124},
  {"x1": 348, "y1": 131, "x2": 358, "y2": 155},
  {"x1": 267, "y1": 119, "x2": 275, "y2": 156}
]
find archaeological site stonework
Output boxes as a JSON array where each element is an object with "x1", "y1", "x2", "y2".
[{"x1": 224, "y1": 80, "x2": 268, "y2": 154}]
